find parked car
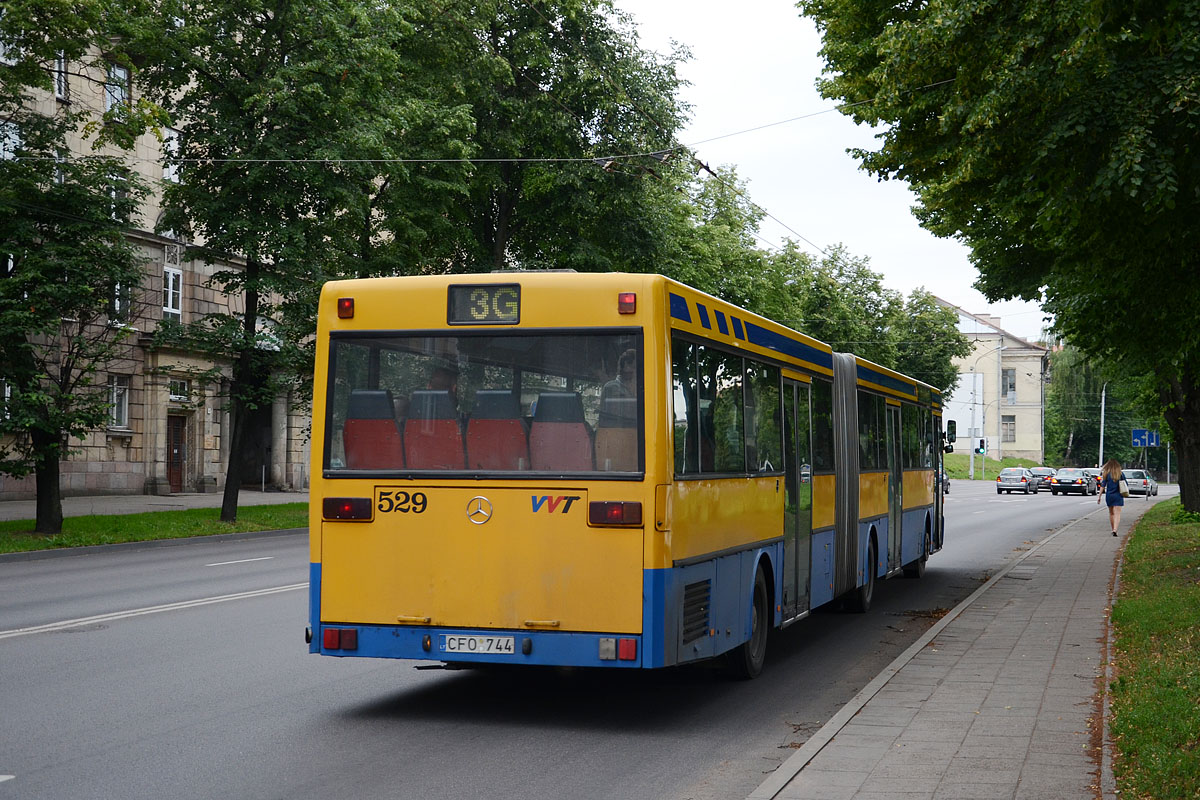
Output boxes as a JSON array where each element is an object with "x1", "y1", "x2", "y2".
[
  {"x1": 1049, "y1": 467, "x2": 1097, "y2": 495},
  {"x1": 1029, "y1": 467, "x2": 1056, "y2": 490},
  {"x1": 997, "y1": 467, "x2": 1039, "y2": 494},
  {"x1": 1124, "y1": 469, "x2": 1159, "y2": 496}
]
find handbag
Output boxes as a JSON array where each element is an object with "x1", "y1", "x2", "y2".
[{"x1": 1119, "y1": 478, "x2": 1130, "y2": 497}]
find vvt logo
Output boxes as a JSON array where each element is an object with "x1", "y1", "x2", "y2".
[{"x1": 531, "y1": 495, "x2": 581, "y2": 513}]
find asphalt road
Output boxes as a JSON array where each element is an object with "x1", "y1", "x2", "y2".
[{"x1": 0, "y1": 481, "x2": 1149, "y2": 800}]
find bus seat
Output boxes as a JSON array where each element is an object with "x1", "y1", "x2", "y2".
[
  {"x1": 529, "y1": 392, "x2": 593, "y2": 471},
  {"x1": 404, "y1": 390, "x2": 465, "y2": 469},
  {"x1": 343, "y1": 389, "x2": 405, "y2": 469},
  {"x1": 466, "y1": 390, "x2": 529, "y2": 470},
  {"x1": 595, "y1": 397, "x2": 638, "y2": 471}
]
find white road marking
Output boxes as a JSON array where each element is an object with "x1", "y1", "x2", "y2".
[
  {"x1": 0, "y1": 776, "x2": 14, "y2": 783},
  {"x1": 0, "y1": 583, "x2": 307, "y2": 641},
  {"x1": 205, "y1": 556, "x2": 274, "y2": 567}
]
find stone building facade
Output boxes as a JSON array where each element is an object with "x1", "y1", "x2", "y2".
[{"x1": 0, "y1": 49, "x2": 310, "y2": 501}]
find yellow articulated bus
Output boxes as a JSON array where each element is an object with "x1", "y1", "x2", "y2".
[{"x1": 307, "y1": 272, "x2": 950, "y2": 678}]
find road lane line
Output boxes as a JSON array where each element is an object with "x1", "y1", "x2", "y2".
[
  {"x1": 0, "y1": 775, "x2": 14, "y2": 783},
  {"x1": 0, "y1": 583, "x2": 308, "y2": 641},
  {"x1": 205, "y1": 556, "x2": 275, "y2": 567}
]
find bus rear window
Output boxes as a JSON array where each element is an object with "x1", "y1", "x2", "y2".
[{"x1": 325, "y1": 331, "x2": 642, "y2": 475}]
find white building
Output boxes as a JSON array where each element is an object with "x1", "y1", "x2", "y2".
[{"x1": 937, "y1": 300, "x2": 1050, "y2": 466}]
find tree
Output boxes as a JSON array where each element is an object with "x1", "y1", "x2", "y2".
[
  {"x1": 0, "y1": 0, "x2": 151, "y2": 533},
  {"x1": 895, "y1": 289, "x2": 972, "y2": 395},
  {"x1": 123, "y1": 0, "x2": 476, "y2": 521},
  {"x1": 446, "y1": 0, "x2": 688, "y2": 273},
  {"x1": 799, "y1": 0, "x2": 1200, "y2": 510}
]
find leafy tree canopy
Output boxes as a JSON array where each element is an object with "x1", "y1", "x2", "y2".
[{"x1": 799, "y1": 0, "x2": 1200, "y2": 508}]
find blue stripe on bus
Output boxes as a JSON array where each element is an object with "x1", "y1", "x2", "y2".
[
  {"x1": 696, "y1": 303, "x2": 711, "y2": 329},
  {"x1": 669, "y1": 292, "x2": 692, "y2": 323},
  {"x1": 731, "y1": 316, "x2": 745, "y2": 340},
  {"x1": 856, "y1": 362, "x2": 916, "y2": 396},
  {"x1": 744, "y1": 321, "x2": 834, "y2": 369},
  {"x1": 714, "y1": 310, "x2": 729, "y2": 335},
  {"x1": 309, "y1": 562, "x2": 322, "y2": 654},
  {"x1": 315, "y1": 624, "x2": 644, "y2": 668}
]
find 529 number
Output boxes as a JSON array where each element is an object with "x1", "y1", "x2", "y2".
[{"x1": 377, "y1": 491, "x2": 427, "y2": 514}]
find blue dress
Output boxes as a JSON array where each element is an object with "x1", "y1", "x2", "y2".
[{"x1": 1100, "y1": 472, "x2": 1126, "y2": 507}]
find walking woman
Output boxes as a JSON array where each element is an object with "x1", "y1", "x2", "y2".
[{"x1": 1097, "y1": 459, "x2": 1125, "y2": 537}]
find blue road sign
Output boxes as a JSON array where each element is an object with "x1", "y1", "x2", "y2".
[{"x1": 1132, "y1": 429, "x2": 1160, "y2": 447}]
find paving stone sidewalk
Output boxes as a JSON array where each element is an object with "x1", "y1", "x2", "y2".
[{"x1": 751, "y1": 500, "x2": 1156, "y2": 800}]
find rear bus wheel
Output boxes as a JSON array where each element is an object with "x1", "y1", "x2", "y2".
[
  {"x1": 848, "y1": 538, "x2": 877, "y2": 613},
  {"x1": 725, "y1": 567, "x2": 769, "y2": 680}
]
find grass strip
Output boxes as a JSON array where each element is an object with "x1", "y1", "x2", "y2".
[
  {"x1": 1110, "y1": 498, "x2": 1200, "y2": 799},
  {"x1": 943, "y1": 451, "x2": 1040, "y2": 479},
  {"x1": 0, "y1": 503, "x2": 308, "y2": 554}
]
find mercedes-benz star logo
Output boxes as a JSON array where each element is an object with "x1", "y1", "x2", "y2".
[{"x1": 466, "y1": 496, "x2": 493, "y2": 525}]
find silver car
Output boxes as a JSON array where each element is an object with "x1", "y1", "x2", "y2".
[
  {"x1": 997, "y1": 467, "x2": 1039, "y2": 494},
  {"x1": 1124, "y1": 469, "x2": 1159, "y2": 496}
]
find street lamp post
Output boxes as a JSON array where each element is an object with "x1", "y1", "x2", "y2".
[{"x1": 1098, "y1": 381, "x2": 1109, "y2": 467}]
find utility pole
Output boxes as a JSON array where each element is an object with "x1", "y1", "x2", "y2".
[{"x1": 1098, "y1": 381, "x2": 1108, "y2": 466}]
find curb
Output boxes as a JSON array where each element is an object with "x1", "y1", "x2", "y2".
[
  {"x1": 747, "y1": 505, "x2": 1110, "y2": 800},
  {"x1": 0, "y1": 527, "x2": 306, "y2": 563}
]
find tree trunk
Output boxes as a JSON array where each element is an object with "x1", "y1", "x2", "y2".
[
  {"x1": 32, "y1": 429, "x2": 63, "y2": 535},
  {"x1": 219, "y1": 389, "x2": 248, "y2": 523},
  {"x1": 1163, "y1": 374, "x2": 1200, "y2": 513},
  {"x1": 219, "y1": 265, "x2": 262, "y2": 523}
]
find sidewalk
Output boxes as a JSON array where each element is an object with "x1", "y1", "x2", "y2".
[
  {"x1": 0, "y1": 489, "x2": 307, "y2": 523},
  {"x1": 750, "y1": 499, "x2": 1157, "y2": 800}
]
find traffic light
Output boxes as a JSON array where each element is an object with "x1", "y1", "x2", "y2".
[{"x1": 974, "y1": 438, "x2": 987, "y2": 455}]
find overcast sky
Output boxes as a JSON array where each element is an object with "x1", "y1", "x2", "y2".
[{"x1": 612, "y1": 0, "x2": 1050, "y2": 341}]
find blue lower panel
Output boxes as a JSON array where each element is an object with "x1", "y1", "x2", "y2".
[{"x1": 317, "y1": 623, "x2": 643, "y2": 669}]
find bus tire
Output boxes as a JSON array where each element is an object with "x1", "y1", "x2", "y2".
[
  {"x1": 848, "y1": 538, "x2": 877, "y2": 613},
  {"x1": 725, "y1": 566, "x2": 769, "y2": 680},
  {"x1": 903, "y1": 529, "x2": 931, "y2": 579}
]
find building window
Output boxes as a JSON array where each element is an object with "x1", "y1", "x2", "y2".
[
  {"x1": 1001, "y1": 414, "x2": 1016, "y2": 443},
  {"x1": 1001, "y1": 368, "x2": 1016, "y2": 404},
  {"x1": 109, "y1": 281, "x2": 131, "y2": 322},
  {"x1": 54, "y1": 52, "x2": 69, "y2": 100},
  {"x1": 1, "y1": 378, "x2": 11, "y2": 419},
  {"x1": 168, "y1": 378, "x2": 190, "y2": 402},
  {"x1": 105, "y1": 62, "x2": 129, "y2": 113},
  {"x1": 162, "y1": 127, "x2": 180, "y2": 182},
  {"x1": 0, "y1": 122, "x2": 19, "y2": 160},
  {"x1": 108, "y1": 172, "x2": 127, "y2": 220},
  {"x1": 109, "y1": 375, "x2": 130, "y2": 428},
  {"x1": 163, "y1": 262, "x2": 182, "y2": 322}
]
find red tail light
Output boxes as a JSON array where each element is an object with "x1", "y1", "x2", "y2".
[
  {"x1": 323, "y1": 628, "x2": 358, "y2": 650},
  {"x1": 323, "y1": 497, "x2": 373, "y2": 520},
  {"x1": 337, "y1": 297, "x2": 354, "y2": 318},
  {"x1": 617, "y1": 638, "x2": 637, "y2": 660},
  {"x1": 617, "y1": 292, "x2": 637, "y2": 314},
  {"x1": 588, "y1": 501, "x2": 642, "y2": 526}
]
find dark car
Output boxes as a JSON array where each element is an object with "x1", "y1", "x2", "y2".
[
  {"x1": 996, "y1": 467, "x2": 1038, "y2": 494},
  {"x1": 1124, "y1": 469, "x2": 1159, "y2": 496},
  {"x1": 1082, "y1": 468, "x2": 1103, "y2": 487},
  {"x1": 1049, "y1": 467, "x2": 1097, "y2": 495},
  {"x1": 1029, "y1": 467, "x2": 1056, "y2": 490}
]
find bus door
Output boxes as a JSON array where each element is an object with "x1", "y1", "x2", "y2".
[
  {"x1": 782, "y1": 379, "x2": 813, "y2": 621},
  {"x1": 886, "y1": 405, "x2": 903, "y2": 570}
]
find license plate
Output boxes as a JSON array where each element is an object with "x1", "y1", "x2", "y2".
[{"x1": 441, "y1": 634, "x2": 515, "y2": 655}]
